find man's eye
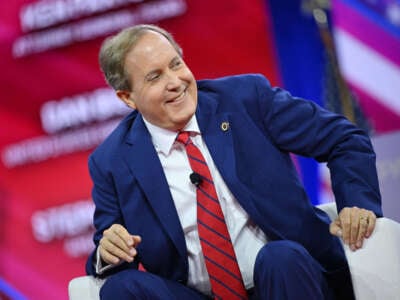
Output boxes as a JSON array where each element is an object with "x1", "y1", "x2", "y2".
[
  {"x1": 172, "y1": 60, "x2": 182, "y2": 68},
  {"x1": 148, "y1": 74, "x2": 160, "y2": 81}
]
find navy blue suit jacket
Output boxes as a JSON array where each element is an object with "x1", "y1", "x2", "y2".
[{"x1": 86, "y1": 74, "x2": 382, "y2": 297}]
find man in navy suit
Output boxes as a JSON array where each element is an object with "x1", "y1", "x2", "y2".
[{"x1": 86, "y1": 24, "x2": 382, "y2": 299}]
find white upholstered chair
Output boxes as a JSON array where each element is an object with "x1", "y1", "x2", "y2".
[{"x1": 68, "y1": 203, "x2": 400, "y2": 300}]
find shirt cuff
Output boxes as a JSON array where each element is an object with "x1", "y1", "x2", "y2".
[{"x1": 95, "y1": 246, "x2": 121, "y2": 275}]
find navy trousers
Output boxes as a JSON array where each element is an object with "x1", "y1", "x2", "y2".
[{"x1": 100, "y1": 240, "x2": 334, "y2": 300}]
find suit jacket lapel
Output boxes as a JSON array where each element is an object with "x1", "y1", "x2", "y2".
[
  {"x1": 122, "y1": 114, "x2": 187, "y2": 259},
  {"x1": 196, "y1": 94, "x2": 263, "y2": 224},
  {"x1": 197, "y1": 105, "x2": 235, "y2": 177}
]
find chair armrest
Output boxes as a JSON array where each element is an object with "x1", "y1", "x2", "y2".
[
  {"x1": 344, "y1": 217, "x2": 400, "y2": 299},
  {"x1": 68, "y1": 275, "x2": 105, "y2": 300},
  {"x1": 317, "y1": 202, "x2": 400, "y2": 299},
  {"x1": 316, "y1": 202, "x2": 338, "y2": 220}
]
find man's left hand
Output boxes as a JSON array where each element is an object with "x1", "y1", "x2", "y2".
[{"x1": 330, "y1": 206, "x2": 376, "y2": 251}]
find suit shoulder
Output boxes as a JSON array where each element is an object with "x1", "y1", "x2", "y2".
[
  {"x1": 197, "y1": 73, "x2": 271, "y2": 91},
  {"x1": 196, "y1": 73, "x2": 274, "y2": 111},
  {"x1": 90, "y1": 110, "x2": 137, "y2": 160}
]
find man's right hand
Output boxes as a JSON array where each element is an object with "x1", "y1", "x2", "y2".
[{"x1": 99, "y1": 224, "x2": 141, "y2": 265}]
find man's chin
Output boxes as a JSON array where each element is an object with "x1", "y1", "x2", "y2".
[{"x1": 169, "y1": 118, "x2": 192, "y2": 132}]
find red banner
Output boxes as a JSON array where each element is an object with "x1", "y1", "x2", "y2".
[{"x1": 0, "y1": 0, "x2": 280, "y2": 299}]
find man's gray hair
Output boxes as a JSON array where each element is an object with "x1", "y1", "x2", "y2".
[{"x1": 99, "y1": 24, "x2": 183, "y2": 91}]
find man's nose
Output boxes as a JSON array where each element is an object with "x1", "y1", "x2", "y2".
[{"x1": 165, "y1": 71, "x2": 181, "y2": 91}]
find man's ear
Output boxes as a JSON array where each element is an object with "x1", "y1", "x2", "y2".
[{"x1": 116, "y1": 90, "x2": 136, "y2": 109}]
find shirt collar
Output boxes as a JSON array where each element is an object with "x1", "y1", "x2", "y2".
[{"x1": 143, "y1": 115, "x2": 200, "y2": 155}]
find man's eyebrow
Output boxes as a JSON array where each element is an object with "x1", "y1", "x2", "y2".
[
  {"x1": 170, "y1": 56, "x2": 181, "y2": 64},
  {"x1": 143, "y1": 56, "x2": 181, "y2": 80},
  {"x1": 145, "y1": 69, "x2": 160, "y2": 79}
]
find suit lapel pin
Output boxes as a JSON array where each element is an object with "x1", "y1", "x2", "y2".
[{"x1": 221, "y1": 122, "x2": 230, "y2": 131}]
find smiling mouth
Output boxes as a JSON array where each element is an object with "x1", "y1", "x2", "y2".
[{"x1": 166, "y1": 90, "x2": 186, "y2": 104}]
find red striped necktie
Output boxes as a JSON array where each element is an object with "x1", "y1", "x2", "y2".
[{"x1": 176, "y1": 131, "x2": 248, "y2": 300}]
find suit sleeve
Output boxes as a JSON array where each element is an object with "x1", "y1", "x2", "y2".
[
  {"x1": 85, "y1": 154, "x2": 138, "y2": 277},
  {"x1": 252, "y1": 74, "x2": 382, "y2": 215}
]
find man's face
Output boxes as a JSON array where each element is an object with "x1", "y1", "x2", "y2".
[{"x1": 118, "y1": 31, "x2": 198, "y2": 131}]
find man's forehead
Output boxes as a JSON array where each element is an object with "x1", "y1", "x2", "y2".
[
  {"x1": 125, "y1": 31, "x2": 178, "y2": 77},
  {"x1": 127, "y1": 33, "x2": 177, "y2": 67},
  {"x1": 132, "y1": 31, "x2": 174, "y2": 55}
]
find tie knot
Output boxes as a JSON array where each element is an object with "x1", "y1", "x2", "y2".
[{"x1": 176, "y1": 131, "x2": 191, "y2": 145}]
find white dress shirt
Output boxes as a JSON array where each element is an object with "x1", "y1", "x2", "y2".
[
  {"x1": 144, "y1": 116, "x2": 268, "y2": 295},
  {"x1": 97, "y1": 115, "x2": 268, "y2": 296}
]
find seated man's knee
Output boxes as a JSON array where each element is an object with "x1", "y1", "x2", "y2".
[
  {"x1": 255, "y1": 240, "x2": 310, "y2": 272},
  {"x1": 99, "y1": 270, "x2": 204, "y2": 300},
  {"x1": 100, "y1": 269, "x2": 149, "y2": 299},
  {"x1": 253, "y1": 240, "x2": 329, "y2": 299}
]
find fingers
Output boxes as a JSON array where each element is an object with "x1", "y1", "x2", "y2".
[
  {"x1": 355, "y1": 212, "x2": 369, "y2": 249},
  {"x1": 340, "y1": 207, "x2": 359, "y2": 250},
  {"x1": 335, "y1": 207, "x2": 377, "y2": 251},
  {"x1": 132, "y1": 235, "x2": 142, "y2": 245},
  {"x1": 100, "y1": 237, "x2": 132, "y2": 264},
  {"x1": 340, "y1": 208, "x2": 352, "y2": 246},
  {"x1": 329, "y1": 218, "x2": 342, "y2": 237},
  {"x1": 99, "y1": 224, "x2": 141, "y2": 265},
  {"x1": 349, "y1": 208, "x2": 360, "y2": 250},
  {"x1": 365, "y1": 210, "x2": 376, "y2": 238},
  {"x1": 352, "y1": 209, "x2": 376, "y2": 250}
]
